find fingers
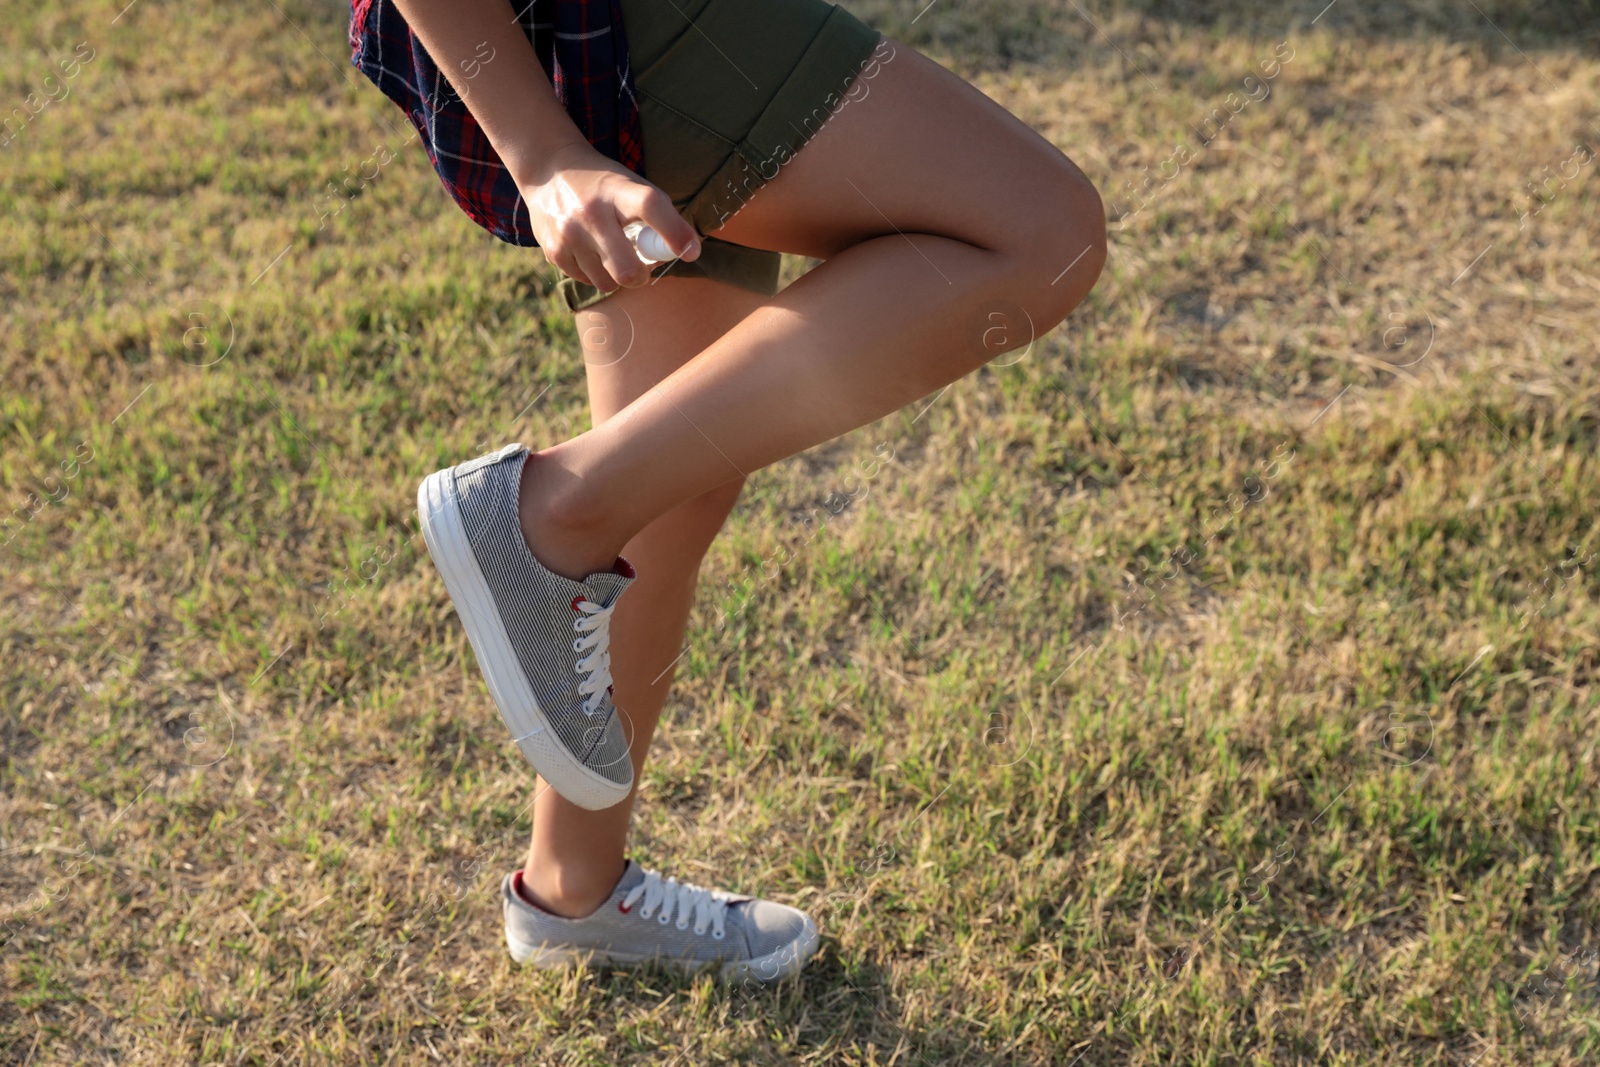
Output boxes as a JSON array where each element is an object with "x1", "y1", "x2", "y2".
[
  {"x1": 548, "y1": 208, "x2": 653, "y2": 293},
  {"x1": 539, "y1": 174, "x2": 697, "y2": 291},
  {"x1": 591, "y1": 206, "x2": 653, "y2": 289},
  {"x1": 622, "y1": 184, "x2": 701, "y2": 262},
  {"x1": 550, "y1": 212, "x2": 621, "y2": 293},
  {"x1": 571, "y1": 243, "x2": 618, "y2": 294},
  {"x1": 544, "y1": 247, "x2": 591, "y2": 289}
]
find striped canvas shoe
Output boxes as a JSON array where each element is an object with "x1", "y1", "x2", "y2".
[
  {"x1": 417, "y1": 443, "x2": 635, "y2": 810},
  {"x1": 502, "y1": 861, "x2": 821, "y2": 982}
]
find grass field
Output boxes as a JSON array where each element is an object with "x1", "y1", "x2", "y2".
[{"x1": 4, "y1": 0, "x2": 1600, "y2": 1063}]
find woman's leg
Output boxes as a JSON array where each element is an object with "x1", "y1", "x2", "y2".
[
  {"x1": 520, "y1": 275, "x2": 767, "y2": 918},
  {"x1": 517, "y1": 40, "x2": 1107, "y2": 582}
]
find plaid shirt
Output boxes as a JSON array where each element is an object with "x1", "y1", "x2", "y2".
[{"x1": 348, "y1": 0, "x2": 644, "y2": 247}]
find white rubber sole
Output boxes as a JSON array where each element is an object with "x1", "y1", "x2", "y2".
[
  {"x1": 507, "y1": 917, "x2": 821, "y2": 983},
  {"x1": 417, "y1": 467, "x2": 631, "y2": 812}
]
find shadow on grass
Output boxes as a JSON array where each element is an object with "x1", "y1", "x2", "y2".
[
  {"x1": 578, "y1": 942, "x2": 1018, "y2": 1065},
  {"x1": 794, "y1": 947, "x2": 1017, "y2": 1065}
]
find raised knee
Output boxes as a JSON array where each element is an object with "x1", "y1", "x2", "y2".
[{"x1": 1019, "y1": 160, "x2": 1107, "y2": 325}]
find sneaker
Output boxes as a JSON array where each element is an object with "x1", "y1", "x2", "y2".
[
  {"x1": 417, "y1": 443, "x2": 636, "y2": 810},
  {"x1": 502, "y1": 861, "x2": 821, "y2": 982}
]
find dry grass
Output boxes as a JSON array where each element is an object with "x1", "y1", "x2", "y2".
[{"x1": 3, "y1": 0, "x2": 1599, "y2": 1063}]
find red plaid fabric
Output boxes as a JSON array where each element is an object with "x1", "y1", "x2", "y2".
[{"x1": 348, "y1": 0, "x2": 645, "y2": 247}]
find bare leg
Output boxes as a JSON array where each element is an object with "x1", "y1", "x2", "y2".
[
  {"x1": 521, "y1": 276, "x2": 766, "y2": 917},
  {"x1": 519, "y1": 40, "x2": 1107, "y2": 581}
]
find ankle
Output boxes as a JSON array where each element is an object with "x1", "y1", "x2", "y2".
[
  {"x1": 517, "y1": 450, "x2": 625, "y2": 580},
  {"x1": 519, "y1": 856, "x2": 626, "y2": 919}
]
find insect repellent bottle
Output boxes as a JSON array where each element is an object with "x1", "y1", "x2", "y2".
[{"x1": 624, "y1": 221, "x2": 677, "y2": 264}]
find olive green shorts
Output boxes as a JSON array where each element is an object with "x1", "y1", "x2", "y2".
[{"x1": 556, "y1": 0, "x2": 885, "y2": 312}]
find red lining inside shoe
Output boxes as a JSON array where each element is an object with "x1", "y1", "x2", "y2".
[{"x1": 512, "y1": 869, "x2": 560, "y2": 915}]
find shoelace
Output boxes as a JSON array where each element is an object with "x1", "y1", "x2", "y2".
[
  {"x1": 620, "y1": 868, "x2": 730, "y2": 939},
  {"x1": 571, "y1": 597, "x2": 616, "y2": 716}
]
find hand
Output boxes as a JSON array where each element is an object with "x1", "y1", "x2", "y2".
[{"x1": 516, "y1": 140, "x2": 701, "y2": 292}]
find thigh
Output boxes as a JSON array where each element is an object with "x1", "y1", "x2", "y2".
[
  {"x1": 578, "y1": 273, "x2": 768, "y2": 423},
  {"x1": 713, "y1": 37, "x2": 1100, "y2": 260}
]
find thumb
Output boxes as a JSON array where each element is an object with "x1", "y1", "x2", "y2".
[{"x1": 623, "y1": 183, "x2": 700, "y2": 261}]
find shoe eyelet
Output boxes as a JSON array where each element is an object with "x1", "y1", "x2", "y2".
[
  {"x1": 638, "y1": 908, "x2": 651, "y2": 920},
  {"x1": 658, "y1": 913, "x2": 671, "y2": 925},
  {"x1": 693, "y1": 926, "x2": 707, "y2": 937},
  {"x1": 571, "y1": 595, "x2": 585, "y2": 612},
  {"x1": 675, "y1": 920, "x2": 689, "y2": 931},
  {"x1": 572, "y1": 638, "x2": 584, "y2": 652},
  {"x1": 712, "y1": 928, "x2": 726, "y2": 940},
  {"x1": 618, "y1": 903, "x2": 631, "y2": 914}
]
